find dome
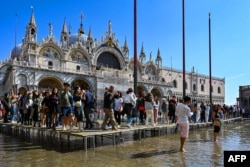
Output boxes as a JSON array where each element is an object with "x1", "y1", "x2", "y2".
[
  {"x1": 69, "y1": 34, "x2": 88, "y2": 45},
  {"x1": 11, "y1": 44, "x2": 22, "y2": 59}
]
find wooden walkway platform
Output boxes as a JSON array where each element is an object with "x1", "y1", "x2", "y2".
[{"x1": 0, "y1": 117, "x2": 243, "y2": 151}]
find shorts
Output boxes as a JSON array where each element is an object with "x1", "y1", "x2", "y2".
[
  {"x1": 214, "y1": 125, "x2": 220, "y2": 133},
  {"x1": 179, "y1": 123, "x2": 189, "y2": 138},
  {"x1": 61, "y1": 107, "x2": 72, "y2": 116}
]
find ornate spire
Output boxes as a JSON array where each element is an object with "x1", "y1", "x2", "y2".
[
  {"x1": 122, "y1": 36, "x2": 129, "y2": 58},
  {"x1": 24, "y1": 6, "x2": 37, "y2": 42},
  {"x1": 87, "y1": 27, "x2": 93, "y2": 51},
  {"x1": 87, "y1": 27, "x2": 93, "y2": 41},
  {"x1": 149, "y1": 52, "x2": 152, "y2": 61},
  {"x1": 124, "y1": 36, "x2": 128, "y2": 49},
  {"x1": 140, "y1": 43, "x2": 145, "y2": 55},
  {"x1": 139, "y1": 43, "x2": 146, "y2": 64},
  {"x1": 48, "y1": 22, "x2": 53, "y2": 37},
  {"x1": 107, "y1": 20, "x2": 112, "y2": 38},
  {"x1": 61, "y1": 17, "x2": 69, "y2": 48},
  {"x1": 122, "y1": 36, "x2": 128, "y2": 52},
  {"x1": 155, "y1": 47, "x2": 162, "y2": 68},
  {"x1": 78, "y1": 13, "x2": 84, "y2": 36},
  {"x1": 29, "y1": 6, "x2": 36, "y2": 26},
  {"x1": 61, "y1": 17, "x2": 67, "y2": 34},
  {"x1": 156, "y1": 48, "x2": 162, "y2": 60}
]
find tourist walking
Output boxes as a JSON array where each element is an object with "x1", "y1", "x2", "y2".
[
  {"x1": 113, "y1": 91, "x2": 123, "y2": 128},
  {"x1": 196, "y1": 103, "x2": 201, "y2": 122},
  {"x1": 49, "y1": 88, "x2": 60, "y2": 130},
  {"x1": 205, "y1": 103, "x2": 210, "y2": 122},
  {"x1": 73, "y1": 86, "x2": 85, "y2": 131},
  {"x1": 161, "y1": 98, "x2": 168, "y2": 124},
  {"x1": 137, "y1": 91, "x2": 146, "y2": 125},
  {"x1": 144, "y1": 93, "x2": 154, "y2": 126},
  {"x1": 84, "y1": 87, "x2": 94, "y2": 129},
  {"x1": 168, "y1": 95, "x2": 177, "y2": 124},
  {"x1": 60, "y1": 83, "x2": 74, "y2": 131},
  {"x1": 101, "y1": 85, "x2": 118, "y2": 130},
  {"x1": 26, "y1": 93, "x2": 33, "y2": 125},
  {"x1": 200, "y1": 102, "x2": 206, "y2": 122},
  {"x1": 190, "y1": 99, "x2": 198, "y2": 123},
  {"x1": 153, "y1": 95, "x2": 160, "y2": 125},
  {"x1": 123, "y1": 88, "x2": 137, "y2": 128},
  {"x1": 175, "y1": 96, "x2": 193, "y2": 152},
  {"x1": 10, "y1": 94, "x2": 18, "y2": 123},
  {"x1": 2, "y1": 93, "x2": 11, "y2": 123},
  {"x1": 41, "y1": 91, "x2": 50, "y2": 128},
  {"x1": 32, "y1": 90, "x2": 42, "y2": 127},
  {"x1": 212, "y1": 104, "x2": 221, "y2": 142},
  {"x1": 18, "y1": 91, "x2": 27, "y2": 124}
]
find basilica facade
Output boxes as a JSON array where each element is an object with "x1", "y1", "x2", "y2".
[{"x1": 0, "y1": 11, "x2": 225, "y2": 108}]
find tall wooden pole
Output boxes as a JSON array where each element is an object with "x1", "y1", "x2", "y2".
[
  {"x1": 182, "y1": 0, "x2": 186, "y2": 98},
  {"x1": 134, "y1": 0, "x2": 138, "y2": 95},
  {"x1": 209, "y1": 13, "x2": 212, "y2": 104}
]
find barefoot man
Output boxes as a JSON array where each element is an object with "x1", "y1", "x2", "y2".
[{"x1": 175, "y1": 96, "x2": 193, "y2": 152}]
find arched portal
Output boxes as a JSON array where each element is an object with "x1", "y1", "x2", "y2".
[
  {"x1": 151, "y1": 88, "x2": 162, "y2": 98},
  {"x1": 18, "y1": 87, "x2": 27, "y2": 94},
  {"x1": 137, "y1": 85, "x2": 147, "y2": 95},
  {"x1": 71, "y1": 79, "x2": 91, "y2": 91},
  {"x1": 38, "y1": 77, "x2": 62, "y2": 92}
]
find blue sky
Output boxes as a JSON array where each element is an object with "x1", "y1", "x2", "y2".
[{"x1": 1, "y1": 0, "x2": 249, "y2": 105}]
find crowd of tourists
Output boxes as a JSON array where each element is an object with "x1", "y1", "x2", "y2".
[
  {"x1": 0, "y1": 83, "x2": 95, "y2": 131},
  {"x1": 0, "y1": 84, "x2": 247, "y2": 132},
  {"x1": 0, "y1": 84, "x2": 247, "y2": 153}
]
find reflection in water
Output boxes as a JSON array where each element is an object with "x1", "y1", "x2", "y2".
[
  {"x1": 0, "y1": 120, "x2": 250, "y2": 167},
  {"x1": 131, "y1": 149, "x2": 178, "y2": 158},
  {"x1": 212, "y1": 142, "x2": 222, "y2": 167}
]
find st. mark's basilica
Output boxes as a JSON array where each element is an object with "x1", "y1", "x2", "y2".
[{"x1": 0, "y1": 11, "x2": 225, "y2": 108}]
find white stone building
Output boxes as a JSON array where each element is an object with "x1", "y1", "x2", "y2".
[{"x1": 0, "y1": 11, "x2": 225, "y2": 107}]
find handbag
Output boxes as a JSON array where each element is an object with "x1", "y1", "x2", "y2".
[
  {"x1": 139, "y1": 105, "x2": 145, "y2": 111},
  {"x1": 75, "y1": 101, "x2": 82, "y2": 107}
]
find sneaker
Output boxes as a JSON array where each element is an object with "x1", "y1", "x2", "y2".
[
  {"x1": 63, "y1": 126, "x2": 67, "y2": 131},
  {"x1": 117, "y1": 125, "x2": 121, "y2": 128}
]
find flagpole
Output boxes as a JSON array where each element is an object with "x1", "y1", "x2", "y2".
[
  {"x1": 134, "y1": 0, "x2": 138, "y2": 95},
  {"x1": 209, "y1": 13, "x2": 212, "y2": 104},
  {"x1": 182, "y1": 0, "x2": 186, "y2": 98}
]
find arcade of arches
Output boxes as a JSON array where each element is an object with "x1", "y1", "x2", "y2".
[{"x1": 18, "y1": 78, "x2": 91, "y2": 93}]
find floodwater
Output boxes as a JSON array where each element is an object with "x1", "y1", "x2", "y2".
[{"x1": 1, "y1": 120, "x2": 250, "y2": 167}]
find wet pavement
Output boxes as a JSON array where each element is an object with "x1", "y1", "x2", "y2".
[{"x1": 1, "y1": 120, "x2": 250, "y2": 167}]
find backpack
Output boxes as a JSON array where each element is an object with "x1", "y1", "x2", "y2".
[
  {"x1": 168, "y1": 100, "x2": 175, "y2": 111},
  {"x1": 85, "y1": 92, "x2": 95, "y2": 109}
]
